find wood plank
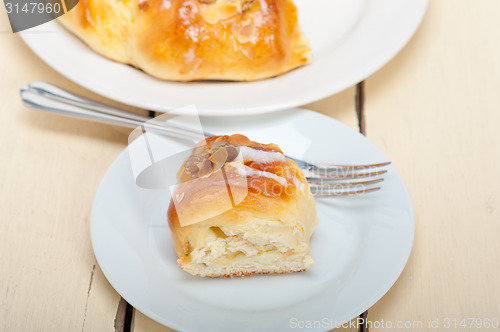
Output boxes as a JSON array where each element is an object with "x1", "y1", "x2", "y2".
[
  {"x1": 0, "y1": 10, "x2": 140, "y2": 332},
  {"x1": 363, "y1": 0, "x2": 500, "y2": 330},
  {"x1": 134, "y1": 311, "x2": 361, "y2": 332},
  {"x1": 1, "y1": 16, "x2": 358, "y2": 330},
  {"x1": 0, "y1": 7, "x2": 356, "y2": 332},
  {"x1": 305, "y1": 86, "x2": 359, "y2": 131}
]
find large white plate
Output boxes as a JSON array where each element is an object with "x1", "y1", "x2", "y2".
[
  {"x1": 20, "y1": 0, "x2": 428, "y2": 116},
  {"x1": 91, "y1": 108, "x2": 414, "y2": 332}
]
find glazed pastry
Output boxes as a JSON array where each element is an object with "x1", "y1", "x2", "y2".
[
  {"x1": 59, "y1": 0, "x2": 310, "y2": 81},
  {"x1": 168, "y1": 134, "x2": 318, "y2": 277}
]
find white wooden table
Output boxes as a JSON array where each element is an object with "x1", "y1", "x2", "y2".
[{"x1": 1, "y1": 1, "x2": 499, "y2": 331}]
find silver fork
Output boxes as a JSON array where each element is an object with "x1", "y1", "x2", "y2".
[{"x1": 20, "y1": 81, "x2": 390, "y2": 197}]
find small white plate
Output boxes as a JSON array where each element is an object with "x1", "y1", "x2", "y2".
[
  {"x1": 91, "y1": 108, "x2": 414, "y2": 332},
  {"x1": 20, "y1": 0, "x2": 428, "y2": 116}
]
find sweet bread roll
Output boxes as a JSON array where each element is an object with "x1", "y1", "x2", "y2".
[
  {"x1": 59, "y1": 0, "x2": 310, "y2": 81},
  {"x1": 167, "y1": 134, "x2": 318, "y2": 277}
]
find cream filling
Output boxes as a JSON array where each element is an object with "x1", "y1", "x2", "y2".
[
  {"x1": 183, "y1": 221, "x2": 312, "y2": 272},
  {"x1": 237, "y1": 146, "x2": 287, "y2": 163},
  {"x1": 186, "y1": 235, "x2": 313, "y2": 273}
]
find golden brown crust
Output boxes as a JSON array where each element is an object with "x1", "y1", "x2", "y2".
[
  {"x1": 58, "y1": 0, "x2": 310, "y2": 81},
  {"x1": 58, "y1": 0, "x2": 133, "y2": 63},
  {"x1": 167, "y1": 134, "x2": 312, "y2": 264}
]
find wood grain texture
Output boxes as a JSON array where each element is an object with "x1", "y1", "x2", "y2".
[
  {"x1": 0, "y1": 10, "x2": 142, "y2": 332},
  {"x1": 363, "y1": 0, "x2": 500, "y2": 330}
]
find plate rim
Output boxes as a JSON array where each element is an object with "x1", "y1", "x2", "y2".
[{"x1": 19, "y1": 0, "x2": 429, "y2": 116}]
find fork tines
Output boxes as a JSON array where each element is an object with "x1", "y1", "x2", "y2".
[{"x1": 304, "y1": 161, "x2": 391, "y2": 197}]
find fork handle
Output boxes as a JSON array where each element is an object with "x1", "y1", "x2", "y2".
[{"x1": 20, "y1": 81, "x2": 209, "y2": 141}]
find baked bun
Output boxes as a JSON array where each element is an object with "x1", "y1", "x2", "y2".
[
  {"x1": 168, "y1": 134, "x2": 318, "y2": 277},
  {"x1": 58, "y1": 0, "x2": 310, "y2": 81}
]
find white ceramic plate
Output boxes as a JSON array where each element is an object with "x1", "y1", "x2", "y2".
[
  {"x1": 20, "y1": 0, "x2": 428, "y2": 116},
  {"x1": 91, "y1": 108, "x2": 414, "y2": 332}
]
